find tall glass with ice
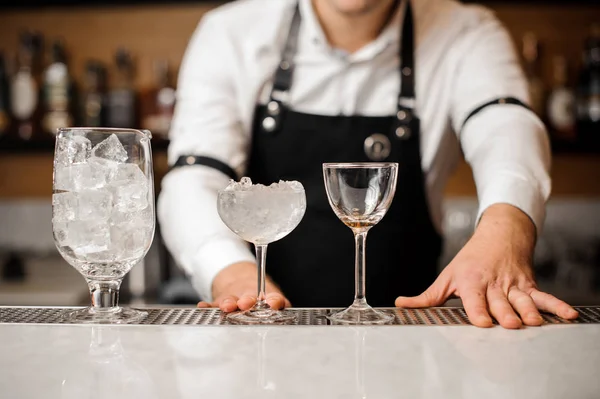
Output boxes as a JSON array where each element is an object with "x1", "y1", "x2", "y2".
[
  {"x1": 52, "y1": 128, "x2": 155, "y2": 324},
  {"x1": 217, "y1": 177, "x2": 306, "y2": 324}
]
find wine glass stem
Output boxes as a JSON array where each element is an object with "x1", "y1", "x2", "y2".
[
  {"x1": 353, "y1": 230, "x2": 369, "y2": 307},
  {"x1": 255, "y1": 244, "x2": 269, "y2": 310},
  {"x1": 87, "y1": 279, "x2": 121, "y2": 310}
]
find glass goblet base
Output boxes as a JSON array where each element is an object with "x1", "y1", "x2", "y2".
[
  {"x1": 63, "y1": 307, "x2": 148, "y2": 324},
  {"x1": 327, "y1": 301, "x2": 394, "y2": 325},
  {"x1": 227, "y1": 308, "x2": 297, "y2": 325}
]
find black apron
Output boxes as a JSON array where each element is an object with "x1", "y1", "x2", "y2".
[{"x1": 246, "y1": 0, "x2": 442, "y2": 307}]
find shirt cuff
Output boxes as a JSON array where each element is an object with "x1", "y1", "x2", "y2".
[
  {"x1": 475, "y1": 174, "x2": 547, "y2": 236},
  {"x1": 186, "y1": 238, "x2": 255, "y2": 303}
]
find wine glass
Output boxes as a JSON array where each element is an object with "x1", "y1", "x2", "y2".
[
  {"x1": 52, "y1": 127, "x2": 155, "y2": 324},
  {"x1": 217, "y1": 177, "x2": 306, "y2": 324},
  {"x1": 323, "y1": 162, "x2": 398, "y2": 325}
]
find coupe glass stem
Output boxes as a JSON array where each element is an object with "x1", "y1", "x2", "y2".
[
  {"x1": 255, "y1": 244, "x2": 269, "y2": 310},
  {"x1": 352, "y1": 229, "x2": 369, "y2": 308},
  {"x1": 87, "y1": 279, "x2": 122, "y2": 310}
]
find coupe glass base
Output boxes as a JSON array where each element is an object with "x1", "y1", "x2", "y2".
[
  {"x1": 63, "y1": 307, "x2": 148, "y2": 324},
  {"x1": 227, "y1": 308, "x2": 297, "y2": 325},
  {"x1": 327, "y1": 304, "x2": 394, "y2": 325}
]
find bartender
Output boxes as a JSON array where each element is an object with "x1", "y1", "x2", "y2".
[{"x1": 158, "y1": 0, "x2": 578, "y2": 328}]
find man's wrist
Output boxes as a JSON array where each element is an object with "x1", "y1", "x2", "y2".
[{"x1": 477, "y1": 203, "x2": 537, "y2": 250}]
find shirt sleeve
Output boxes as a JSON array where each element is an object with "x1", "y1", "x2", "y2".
[
  {"x1": 157, "y1": 13, "x2": 255, "y2": 302},
  {"x1": 449, "y1": 8, "x2": 551, "y2": 234}
]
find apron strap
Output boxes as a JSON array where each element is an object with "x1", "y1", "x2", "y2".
[
  {"x1": 262, "y1": 0, "x2": 415, "y2": 135},
  {"x1": 398, "y1": 0, "x2": 415, "y2": 106},
  {"x1": 261, "y1": 4, "x2": 302, "y2": 133},
  {"x1": 393, "y1": 0, "x2": 417, "y2": 141}
]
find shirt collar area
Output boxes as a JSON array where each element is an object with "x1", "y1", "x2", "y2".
[{"x1": 298, "y1": 0, "x2": 405, "y2": 62}]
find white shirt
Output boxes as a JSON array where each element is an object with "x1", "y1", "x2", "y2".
[{"x1": 158, "y1": 0, "x2": 551, "y2": 301}]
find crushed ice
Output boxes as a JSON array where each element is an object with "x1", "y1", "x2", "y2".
[{"x1": 224, "y1": 177, "x2": 304, "y2": 192}]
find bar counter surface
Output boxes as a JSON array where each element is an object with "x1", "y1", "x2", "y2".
[{"x1": 1, "y1": 306, "x2": 599, "y2": 398}]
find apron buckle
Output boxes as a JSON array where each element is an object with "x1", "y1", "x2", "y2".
[{"x1": 364, "y1": 133, "x2": 392, "y2": 161}]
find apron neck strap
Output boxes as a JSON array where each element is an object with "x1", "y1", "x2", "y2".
[
  {"x1": 398, "y1": 0, "x2": 415, "y2": 109},
  {"x1": 264, "y1": 0, "x2": 416, "y2": 131},
  {"x1": 271, "y1": 3, "x2": 302, "y2": 99}
]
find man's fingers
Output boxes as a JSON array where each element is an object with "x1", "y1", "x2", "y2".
[
  {"x1": 508, "y1": 289, "x2": 543, "y2": 326},
  {"x1": 529, "y1": 290, "x2": 579, "y2": 320},
  {"x1": 265, "y1": 293, "x2": 287, "y2": 310},
  {"x1": 487, "y1": 288, "x2": 521, "y2": 329},
  {"x1": 460, "y1": 288, "x2": 493, "y2": 328},
  {"x1": 237, "y1": 294, "x2": 257, "y2": 311},
  {"x1": 197, "y1": 301, "x2": 212, "y2": 308},
  {"x1": 218, "y1": 295, "x2": 240, "y2": 313}
]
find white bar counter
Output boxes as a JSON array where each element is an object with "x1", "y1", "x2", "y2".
[{"x1": 1, "y1": 310, "x2": 599, "y2": 398}]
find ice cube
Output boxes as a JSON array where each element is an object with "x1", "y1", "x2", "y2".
[
  {"x1": 70, "y1": 221, "x2": 111, "y2": 256},
  {"x1": 91, "y1": 134, "x2": 128, "y2": 163},
  {"x1": 113, "y1": 163, "x2": 146, "y2": 183},
  {"x1": 285, "y1": 180, "x2": 304, "y2": 192},
  {"x1": 111, "y1": 183, "x2": 148, "y2": 213},
  {"x1": 55, "y1": 135, "x2": 92, "y2": 166},
  {"x1": 110, "y1": 222, "x2": 152, "y2": 260},
  {"x1": 84, "y1": 250, "x2": 116, "y2": 263},
  {"x1": 89, "y1": 156, "x2": 120, "y2": 183},
  {"x1": 52, "y1": 192, "x2": 78, "y2": 222},
  {"x1": 109, "y1": 206, "x2": 153, "y2": 259},
  {"x1": 268, "y1": 180, "x2": 304, "y2": 192},
  {"x1": 109, "y1": 164, "x2": 149, "y2": 213},
  {"x1": 240, "y1": 177, "x2": 252, "y2": 186},
  {"x1": 53, "y1": 221, "x2": 74, "y2": 247},
  {"x1": 111, "y1": 206, "x2": 154, "y2": 228},
  {"x1": 54, "y1": 164, "x2": 107, "y2": 191},
  {"x1": 77, "y1": 190, "x2": 112, "y2": 221}
]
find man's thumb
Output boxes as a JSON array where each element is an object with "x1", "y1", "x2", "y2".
[{"x1": 395, "y1": 284, "x2": 446, "y2": 308}]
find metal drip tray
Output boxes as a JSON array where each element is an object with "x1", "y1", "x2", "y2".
[{"x1": 1, "y1": 306, "x2": 600, "y2": 326}]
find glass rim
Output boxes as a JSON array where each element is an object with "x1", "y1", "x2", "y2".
[
  {"x1": 323, "y1": 162, "x2": 398, "y2": 169},
  {"x1": 57, "y1": 127, "x2": 152, "y2": 139}
]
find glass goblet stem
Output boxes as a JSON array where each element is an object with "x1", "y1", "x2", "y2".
[
  {"x1": 255, "y1": 244, "x2": 269, "y2": 310},
  {"x1": 87, "y1": 279, "x2": 122, "y2": 310},
  {"x1": 353, "y1": 229, "x2": 369, "y2": 308}
]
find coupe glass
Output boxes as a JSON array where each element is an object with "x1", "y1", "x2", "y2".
[
  {"x1": 217, "y1": 177, "x2": 306, "y2": 324},
  {"x1": 52, "y1": 127, "x2": 155, "y2": 324},
  {"x1": 323, "y1": 162, "x2": 398, "y2": 325}
]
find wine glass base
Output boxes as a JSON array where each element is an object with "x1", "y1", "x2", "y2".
[
  {"x1": 227, "y1": 308, "x2": 297, "y2": 325},
  {"x1": 62, "y1": 307, "x2": 148, "y2": 324},
  {"x1": 327, "y1": 305, "x2": 394, "y2": 325}
]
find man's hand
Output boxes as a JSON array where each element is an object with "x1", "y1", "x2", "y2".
[
  {"x1": 197, "y1": 261, "x2": 291, "y2": 312},
  {"x1": 395, "y1": 203, "x2": 579, "y2": 329}
]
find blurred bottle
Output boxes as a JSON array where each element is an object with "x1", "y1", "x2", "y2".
[
  {"x1": 42, "y1": 39, "x2": 75, "y2": 136},
  {"x1": 10, "y1": 31, "x2": 44, "y2": 141},
  {"x1": 81, "y1": 60, "x2": 107, "y2": 127},
  {"x1": 0, "y1": 51, "x2": 11, "y2": 138},
  {"x1": 106, "y1": 48, "x2": 137, "y2": 128},
  {"x1": 522, "y1": 32, "x2": 546, "y2": 120},
  {"x1": 546, "y1": 56, "x2": 576, "y2": 143},
  {"x1": 575, "y1": 24, "x2": 600, "y2": 149},
  {"x1": 141, "y1": 59, "x2": 176, "y2": 140}
]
